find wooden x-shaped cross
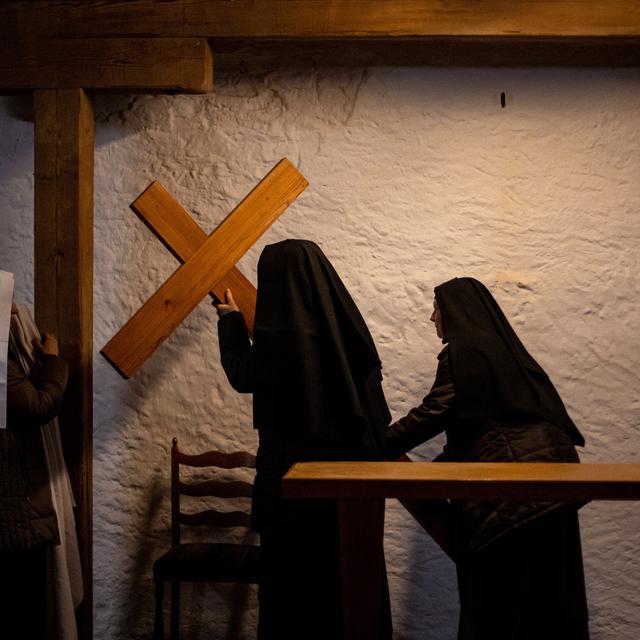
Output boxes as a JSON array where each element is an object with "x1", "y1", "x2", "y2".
[{"x1": 100, "y1": 159, "x2": 308, "y2": 378}]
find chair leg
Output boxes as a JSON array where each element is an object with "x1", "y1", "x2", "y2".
[
  {"x1": 153, "y1": 579, "x2": 165, "y2": 640},
  {"x1": 170, "y1": 579, "x2": 180, "y2": 640}
]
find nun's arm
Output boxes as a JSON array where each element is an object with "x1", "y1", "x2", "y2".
[
  {"x1": 217, "y1": 311, "x2": 255, "y2": 393},
  {"x1": 6, "y1": 355, "x2": 68, "y2": 425},
  {"x1": 384, "y1": 351, "x2": 454, "y2": 459}
]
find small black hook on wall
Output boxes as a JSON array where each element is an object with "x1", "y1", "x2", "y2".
[{"x1": 500, "y1": 92, "x2": 506, "y2": 108}]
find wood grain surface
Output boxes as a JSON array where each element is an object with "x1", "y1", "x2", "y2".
[
  {"x1": 130, "y1": 181, "x2": 257, "y2": 334},
  {"x1": 283, "y1": 461, "x2": 640, "y2": 500},
  {"x1": 101, "y1": 158, "x2": 308, "y2": 378}
]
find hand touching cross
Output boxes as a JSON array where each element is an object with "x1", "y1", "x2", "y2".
[{"x1": 100, "y1": 159, "x2": 308, "y2": 378}]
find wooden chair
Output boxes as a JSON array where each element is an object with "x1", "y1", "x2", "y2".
[{"x1": 153, "y1": 437, "x2": 260, "y2": 640}]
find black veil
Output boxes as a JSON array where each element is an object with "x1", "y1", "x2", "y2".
[
  {"x1": 252, "y1": 239, "x2": 390, "y2": 456},
  {"x1": 435, "y1": 277, "x2": 584, "y2": 446}
]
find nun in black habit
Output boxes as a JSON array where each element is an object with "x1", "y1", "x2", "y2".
[
  {"x1": 216, "y1": 239, "x2": 392, "y2": 640},
  {"x1": 386, "y1": 277, "x2": 589, "y2": 640}
]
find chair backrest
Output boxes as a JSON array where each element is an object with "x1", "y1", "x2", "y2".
[{"x1": 170, "y1": 437, "x2": 257, "y2": 546}]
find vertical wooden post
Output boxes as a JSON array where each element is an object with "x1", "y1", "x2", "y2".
[
  {"x1": 338, "y1": 498, "x2": 386, "y2": 640},
  {"x1": 34, "y1": 88, "x2": 93, "y2": 640}
]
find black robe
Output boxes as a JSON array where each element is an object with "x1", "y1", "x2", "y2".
[
  {"x1": 218, "y1": 239, "x2": 391, "y2": 640},
  {"x1": 386, "y1": 277, "x2": 589, "y2": 640}
]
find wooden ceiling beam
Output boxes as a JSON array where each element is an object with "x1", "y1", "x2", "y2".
[
  {"x1": 212, "y1": 37, "x2": 640, "y2": 68},
  {"x1": 0, "y1": 37, "x2": 212, "y2": 92},
  {"x1": 2, "y1": 1, "x2": 640, "y2": 40}
]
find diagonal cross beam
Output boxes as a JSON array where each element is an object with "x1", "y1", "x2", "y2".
[
  {"x1": 129, "y1": 180, "x2": 259, "y2": 334},
  {"x1": 100, "y1": 158, "x2": 308, "y2": 379}
]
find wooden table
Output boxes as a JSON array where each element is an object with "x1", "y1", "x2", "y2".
[{"x1": 283, "y1": 462, "x2": 640, "y2": 640}]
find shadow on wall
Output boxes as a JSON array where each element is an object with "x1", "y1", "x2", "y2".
[
  {"x1": 2, "y1": 94, "x2": 34, "y2": 123},
  {"x1": 405, "y1": 520, "x2": 458, "y2": 638},
  {"x1": 177, "y1": 577, "x2": 257, "y2": 640},
  {"x1": 224, "y1": 580, "x2": 256, "y2": 640},
  {"x1": 116, "y1": 469, "x2": 165, "y2": 640}
]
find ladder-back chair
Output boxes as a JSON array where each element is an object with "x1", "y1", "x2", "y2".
[{"x1": 153, "y1": 437, "x2": 260, "y2": 639}]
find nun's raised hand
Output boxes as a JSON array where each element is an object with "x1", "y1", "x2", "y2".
[{"x1": 214, "y1": 289, "x2": 240, "y2": 318}]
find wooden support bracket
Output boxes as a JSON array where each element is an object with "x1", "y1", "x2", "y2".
[{"x1": 0, "y1": 37, "x2": 213, "y2": 92}]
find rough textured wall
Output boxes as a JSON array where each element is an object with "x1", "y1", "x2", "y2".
[{"x1": 1, "y1": 52, "x2": 639, "y2": 639}]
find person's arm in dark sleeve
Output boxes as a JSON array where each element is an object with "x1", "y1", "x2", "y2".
[
  {"x1": 385, "y1": 348, "x2": 455, "y2": 459},
  {"x1": 7, "y1": 355, "x2": 68, "y2": 426},
  {"x1": 217, "y1": 311, "x2": 255, "y2": 393}
]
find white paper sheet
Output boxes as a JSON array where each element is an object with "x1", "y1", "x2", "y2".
[{"x1": 0, "y1": 270, "x2": 15, "y2": 429}]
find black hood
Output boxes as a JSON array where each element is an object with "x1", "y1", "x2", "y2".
[
  {"x1": 253, "y1": 239, "x2": 390, "y2": 455},
  {"x1": 435, "y1": 277, "x2": 584, "y2": 446}
]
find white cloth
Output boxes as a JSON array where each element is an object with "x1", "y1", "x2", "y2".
[
  {"x1": 10, "y1": 304, "x2": 83, "y2": 640},
  {"x1": 0, "y1": 270, "x2": 15, "y2": 429}
]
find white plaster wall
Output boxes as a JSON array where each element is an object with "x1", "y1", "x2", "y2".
[{"x1": 1, "y1": 53, "x2": 639, "y2": 640}]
